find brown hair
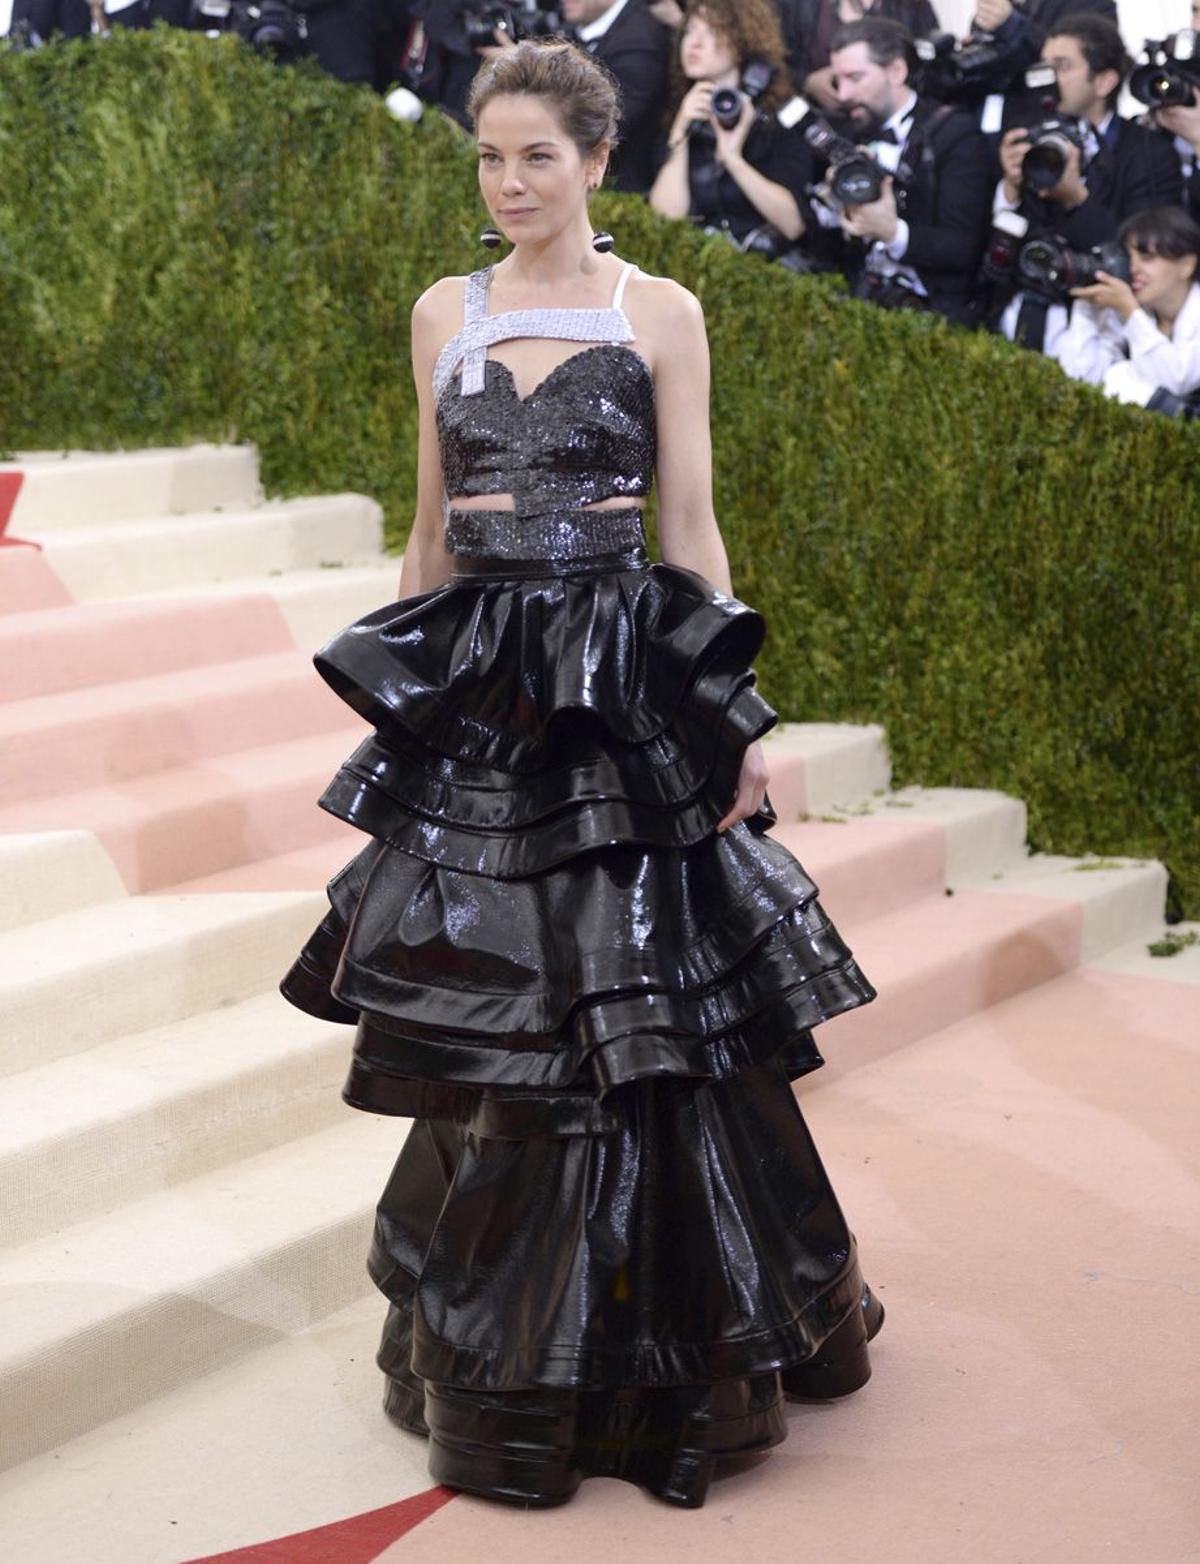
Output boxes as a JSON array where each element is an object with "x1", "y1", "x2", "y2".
[
  {"x1": 467, "y1": 38, "x2": 621, "y2": 158},
  {"x1": 670, "y1": 0, "x2": 794, "y2": 115}
]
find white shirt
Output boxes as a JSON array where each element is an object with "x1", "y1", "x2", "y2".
[
  {"x1": 1053, "y1": 284, "x2": 1200, "y2": 405},
  {"x1": 865, "y1": 91, "x2": 924, "y2": 291},
  {"x1": 0, "y1": 1, "x2": 14, "y2": 35},
  {"x1": 577, "y1": 0, "x2": 632, "y2": 43}
]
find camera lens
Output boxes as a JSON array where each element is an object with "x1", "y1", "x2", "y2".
[{"x1": 710, "y1": 87, "x2": 744, "y2": 129}]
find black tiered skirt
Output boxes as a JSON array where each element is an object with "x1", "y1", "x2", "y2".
[{"x1": 280, "y1": 536, "x2": 880, "y2": 1508}]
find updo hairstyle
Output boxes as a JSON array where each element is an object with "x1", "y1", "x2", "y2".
[{"x1": 467, "y1": 38, "x2": 622, "y2": 164}]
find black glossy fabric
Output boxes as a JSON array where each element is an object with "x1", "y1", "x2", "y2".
[
  {"x1": 437, "y1": 343, "x2": 656, "y2": 517},
  {"x1": 279, "y1": 338, "x2": 880, "y2": 1506}
]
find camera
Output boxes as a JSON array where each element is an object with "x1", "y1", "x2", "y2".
[
  {"x1": 1017, "y1": 236, "x2": 1130, "y2": 301},
  {"x1": 190, "y1": 0, "x2": 311, "y2": 60},
  {"x1": 980, "y1": 209, "x2": 1031, "y2": 285},
  {"x1": 462, "y1": 2, "x2": 565, "y2": 51},
  {"x1": 915, "y1": 30, "x2": 1013, "y2": 104},
  {"x1": 708, "y1": 58, "x2": 774, "y2": 129},
  {"x1": 1020, "y1": 115, "x2": 1091, "y2": 196},
  {"x1": 853, "y1": 269, "x2": 931, "y2": 312},
  {"x1": 803, "y1": 118, "x2": 886, "y2": 208},
  {"x1": 1129, "y1": 33, "x2": 1200, "y2": 109}
]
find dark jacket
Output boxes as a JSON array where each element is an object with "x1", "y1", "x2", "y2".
[
  {"x1": 829, "y1": 96, "x2": 993, "y2": 323},
  {"x1": 778, "y1": 0, "x2": 939, "y2": 89},
  {"x1": 585, "y1": 1, "x2": 672, "y2": 195},
  {"x1": 1056, "y1": 116, "x2": 1184, "y2": 249}
]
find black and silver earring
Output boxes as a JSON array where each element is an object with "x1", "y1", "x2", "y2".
[
  {"x1": 480, "y1": 225, "x2": 503, "y2": 249},
  {"x1": 591, "y1": 230, "x2": 615, "y2": 253}
]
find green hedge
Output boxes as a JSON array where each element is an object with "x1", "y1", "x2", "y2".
[{"x1": 1, "y1": 29, "x2": 1197, "y2": 915}]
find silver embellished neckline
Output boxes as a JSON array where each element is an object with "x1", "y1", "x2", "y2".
[{"x1": 433, "y1": 265, "x2": 640, "y2": 401}]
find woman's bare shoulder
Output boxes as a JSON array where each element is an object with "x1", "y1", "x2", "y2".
[
  {"x1": 411, "y1": 274, "x2": 472, "y2": 354},
  {"x1": 624, "y1": 269, "x2": 706, "y2": 366}
]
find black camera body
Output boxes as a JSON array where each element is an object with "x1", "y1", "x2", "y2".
[
  {"x1": 1018, "y1": 235, "x2": 1129, "y2": 299},
  {"x1": 1130, "y1": 33, "x2": 1200, "y2": 109},
  {"x1": 462, "y1": 2, "x2": 565, "y2": 51},
  {"x1": 687, "y1": 56, "x2": 775, "y2": 145},
  {"x1": 190, "y1": 0, "x2": 315, "y2": 59},
  {"x1": 916, "y1": 29, "x2": 1014, "y2": 104},
  {"x1": 1021, "y1": 114, "x2": 1092, "y2": 196},
  {"x1": 803, "y1": 117, "x2": 887, "y2": 208},
  {"x1": 983, "y1": 210, "x2": 1130, "y2": 301}
]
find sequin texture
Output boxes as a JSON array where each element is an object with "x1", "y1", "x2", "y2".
[{"x1": 434, "y1": 265, "x2": 656, "y2": 544}]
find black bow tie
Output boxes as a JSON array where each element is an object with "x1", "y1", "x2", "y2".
[{"x1": 870, "y1": 126, "x2": 899, "y2": 145}]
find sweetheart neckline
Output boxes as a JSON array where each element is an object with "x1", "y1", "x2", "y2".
[{"x1": 440, "y1": 342, "x2": 654, "y2": 409}]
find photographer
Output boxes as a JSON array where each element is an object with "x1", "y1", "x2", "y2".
[
  {"x1": 406, "y1": 0, "x2": 552, "y2": 123},
  {"x1": 820, "y1": 16, "x2": 993, "y2": 323},
  {"x1": 990, "y1": 16, "x2": 1183, "y2": 353},
  {"x1": 945, "y1": 0, "x2": 1116, "y2": 129},
  {"x1": 649, "y1": 0, "x2": 809, "y2": 252},
  {"x1": 1053, "y1": 206, "x2": 1200, "y2": 413},
  {"x1": 779, "y1": 0, "x2": 937, "y2": 116},
  {"x1": 1141, "y1": 12, "x2": 1200, "y2": 229},
  {"x1": 566, "y1": 1, "x2": 672, "y2": 193}
]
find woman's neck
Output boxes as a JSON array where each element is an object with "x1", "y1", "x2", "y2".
[
  {"x1": 495, "y1": 218, "x2": 607, "y2": 289},
  {"x1": 1152, "y1": 282, "x2": 1195, "y2": 338}
]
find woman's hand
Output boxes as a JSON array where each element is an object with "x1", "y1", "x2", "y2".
[
  {"x1": 1071, "y1": 269, "x2": 1138, "y2": 320},
  {"x1": 649, "y1": 0, "x2": 684, "y2": 25},
  {"x1": 712, "y1": 96, "x2": 756, "y2": 168},
  {"x1": 673, "y1": 80, "x2": 714, "y2": 141},
  {"x1": 475, "y1": 25, "x2": 518, "y2": 59},
  {"x1": 716, "y1": 740, "x2": 770, "y2": 833}
]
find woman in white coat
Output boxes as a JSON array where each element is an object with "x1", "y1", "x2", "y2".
[{"x1": 1054, "y1": 206, "x2": 1200, "y2": 411}]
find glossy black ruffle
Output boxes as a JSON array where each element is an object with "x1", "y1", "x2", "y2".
[
  {"x1": 362, "y1": 1058, "x2": 873, "y2": 1505},
  {"x1": 281, "y1": 557, "x2": 876, "y2": 1106},
  {"x1": 278, "y1": 553, "x2": 882, "y2": 1505}
]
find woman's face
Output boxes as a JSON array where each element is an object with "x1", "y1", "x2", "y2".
[
  {"x1": 1127, "y1": 245, "x2": 1199, "y2": 310},
  {"x1": 680, "y1": 13, "x2": 740, "y2": 80},
  {"x1": 475, "y1": 94, "x2": 603, "y2": 245}
]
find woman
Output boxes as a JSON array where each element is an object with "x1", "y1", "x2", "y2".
[
  {"x1": 281, "y1": 37, "x2": 882, "y2": 1510},
  {"x1": 789, "y1": 0, "x2": 939, "y2": 114},
  {"x1": 649, "y1": 0, "x2": 810, "y2": 252},
  {"x1": 1054, "y1": 206, "x2": 1200, "y2": 410}
]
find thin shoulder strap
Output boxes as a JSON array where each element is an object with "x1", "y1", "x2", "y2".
[
  {"x1": 611, "y1": 261, "x2": 637, "y2": 314},
  {"x1": 464, "y1": 266, "x2": 493, "y2": 325}
]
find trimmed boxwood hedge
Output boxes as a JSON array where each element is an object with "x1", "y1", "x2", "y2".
[{"x1": 1, "y1": 29, "x2": 1197, "y2": 915}]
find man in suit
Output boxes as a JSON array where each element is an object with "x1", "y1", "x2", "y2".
[
  {"x1": 963, "y1": 0, "x2": 1117, "y2": 133},
  {"x1": 990, "y1": 14, "x2": 1183, "y2": 352},
  {"x1": 562, "y1": 0, "x2": 671, "y2": 194},
  {"x1": 824, "y1": 16, "x2": 994, "y2": 325}
]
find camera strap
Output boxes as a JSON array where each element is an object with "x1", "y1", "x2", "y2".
[{"x1": 894, "y1": 102, "x2": 957, "y2": 213}]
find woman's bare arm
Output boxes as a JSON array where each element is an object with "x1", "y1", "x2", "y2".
[
  {"x1": 643, "y1": 281, "x2": 733, "y2": 594},
  {"x1": 637, "y1": 276, "x2": 769, "y2": 831},
  {"x1": 395, "y1": 280, "x2": 460, "y2": 601}
]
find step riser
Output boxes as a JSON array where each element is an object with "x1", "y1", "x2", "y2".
[
  {"x1": 0, "y1": 832, "x2": 126, "y2": 931},
  {"x1": 0, "y1": 897, "x2": 325, "y2": 1076},
  {"x1": 774, "y1": 818, "x2": 946, "y2": 925},
  {"x1": 0, "y1": 597, "x2": 295, "y2": 703},
  {"x1": 3, "y1": 1038, "x2": 349, "y2": 1249},
  {"x1": 814, "y1": 893, "x2": 1083, "y2": 1084},
  {"x1": 0, "y1": 672, "x2": 347, "y2": 807},
  {"x1": 37, "y1": 777, "x2": 355, "y2": 895},
  {"x1": 4, "y1": 447, "x2": 261, "y2": 531},
  {"x1": 39, "y1": 505, "x2": 381, "y2": 600},
  {"x1": 0, "y1": 1208, "x2": 374, "y2": 1472}
]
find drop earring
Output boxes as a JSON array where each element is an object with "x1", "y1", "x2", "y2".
[
  {"x1": 592, "y1": 230, "x2": 615, "y2": 253},
  {"x1": 479, "y1": 225, "x2": 503, "y2": 249}
]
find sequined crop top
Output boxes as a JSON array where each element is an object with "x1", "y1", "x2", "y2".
[{"x1": 433, "y1": 262, "x2": 656, "y2": 557}]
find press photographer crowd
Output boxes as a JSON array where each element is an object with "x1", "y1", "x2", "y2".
[{"x1": 6, "y1": 0, "x2": 1200, "y2": 417}]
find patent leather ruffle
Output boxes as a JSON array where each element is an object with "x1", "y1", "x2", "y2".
[
  {"x1": 308, "y1": 561, "x2": 778, "y2": 876},
  {"x1": 366, "y1": 1061, "x2": 869, "y2": 1393}
]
